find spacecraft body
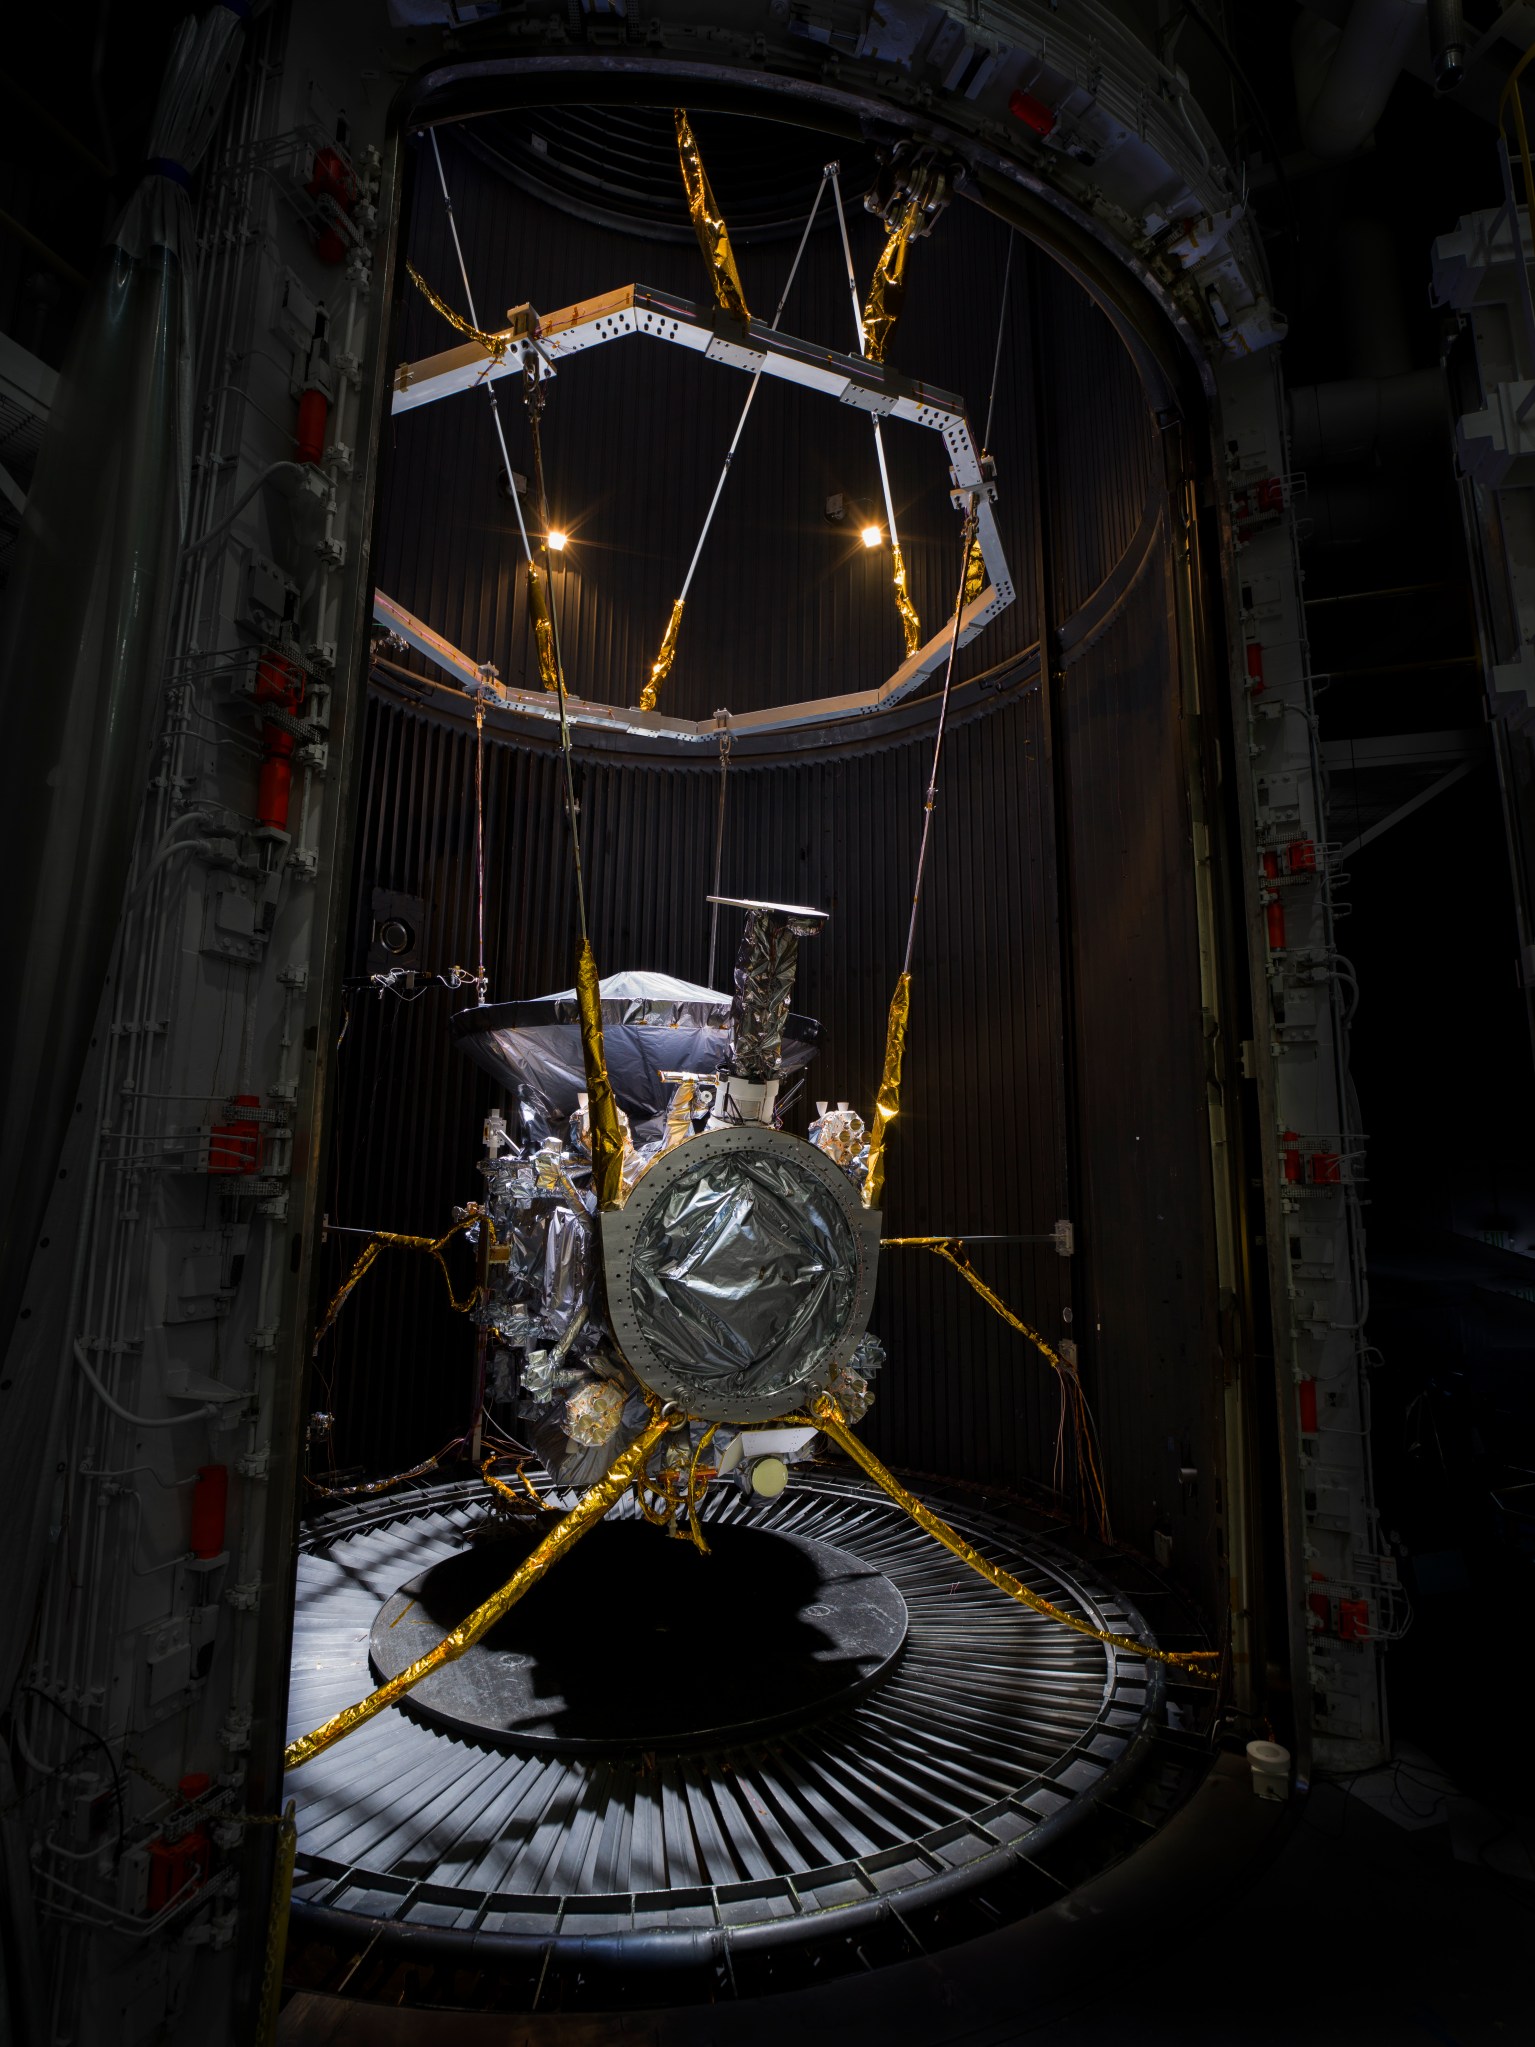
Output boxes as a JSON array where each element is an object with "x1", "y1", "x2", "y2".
[{"x1": 453, "y1": 905, "x2": 885, "y2": 1491}]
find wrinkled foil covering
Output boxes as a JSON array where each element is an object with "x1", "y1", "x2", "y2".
[
  {"x1": 675, "y1": 109, "x2": 750, "y2": 321},
  {"x1": 451, "y1": 970, "x2": 821, "y2": 1128},
  {"x1": 640, "y1": 595, "x2": 684, "y2": 713},
  {"x1": 627, "y1": 1148, "x2": 859, "y2": 1409},
  {"x1": 890, "y1": 542, "x2": 922, "y2": 656},
  {"x1": 526, "y1": 562, "x2": 560, "y2": 692},
  {"x1": 826, "y1": 1331, "x2": 885, "y2": 1424},
  {"x1": 862, "y1": 971, "x2": 910, "y2": 1210},
  {"x1": 861, "y1": 197, "x2": 919, "y2": 364},
  {"x1": 282, "y1": 1412, "x2": 676, "y2": 1770},
  {"x1": 729, "y1": 906, "x2": 823, "y2": 1082}
]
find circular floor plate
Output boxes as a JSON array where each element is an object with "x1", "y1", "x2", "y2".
[
  {"x1": 368, "y1": 1517, "x2": 909, "y2": 1752},
  {"x1": 288, "y1": 1473, "x2": 1167, "y2": 1963}
]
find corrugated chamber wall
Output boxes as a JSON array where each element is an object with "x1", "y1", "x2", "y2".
[{"x1": 317, "y1": 121, "x2": 1223, "y2": 1615}]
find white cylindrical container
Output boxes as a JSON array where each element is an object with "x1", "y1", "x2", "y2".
[{"x1": 1247, "y1": 1739, "x2": 1292, "y2": 1801}]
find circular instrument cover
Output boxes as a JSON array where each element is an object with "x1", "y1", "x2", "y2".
[{"x1": 601, "y1": 1124, "x2": 880, "y2": 1422}]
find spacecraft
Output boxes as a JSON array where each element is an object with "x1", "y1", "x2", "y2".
[{"x1": 455, "y1": 897, "x2": 884, "y2": 1501}]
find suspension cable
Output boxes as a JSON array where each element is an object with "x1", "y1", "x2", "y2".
[
  {"x1": 427, "y1": 131, "x2": 539, "y2": 578},
  {"x1": 523, "y1": 355, "x2": 591, "y2": 942},
  {"x1": 706, "y1": 725, "x2": 733, "y2": 987},
  {"x1": 642, "y1": 167, "x2": 831, "y2": 709},
  {"x1": 982, "y1": 228, "x2": 1015, "y2": 455},
  {"x1": 903, "y1": 502, "x2": 978, "y2": 973},
  {"x1": 829, "y1": 167, "x2": 920, "y2": 654}
]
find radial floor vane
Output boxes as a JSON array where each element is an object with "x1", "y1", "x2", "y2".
[{"x1": 285, "y1": 1472, "x2": 1191, "y2": 2005}]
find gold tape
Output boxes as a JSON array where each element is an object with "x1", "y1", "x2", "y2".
[
  {"x1": 881, "y1": 1239, "x2": 1063, "y2": 1370},
  {"x1": 963, "y1": 533, "x2": 986, "y2": 603},
  {"x1": 285, "y1": 1415, "x2": 674, "y2": 1770},
  {"x1": 304, "y1": 1441, "x2": 455, "y2": 1501},
  {"x1": 881, "y1": 1237, "x2": 1112, "y2": 1539},
  {"x1": 526, "y1": 563, "x2": 561, "y2": 693},
  {"x1": 312, "y1": 1213, "x2": 489, "y2": 1350},
  {"x1": 808, "y1": 1395, "x2": 1217, "y2": 1679},
  {"x1": 640, "y1": 596, "x2": 685, "y2": 713},
  {"x1": 406, "y1": 261, "x2": 512, "y2": 361},
  {"x1": 891, "y1": 543, "x2": 922, "y2": 656},
  {"x1": 862, "y1": 971, "x2": 911, "y2": 1210},
  {"x1": 255, "y1": 1802, "x2": 297, "y2": 2047},
  {"x1": 684, "y1": 1422, "x2": 720, "y2": 1555},
  {"x1": 861, "y1": 198, "x2": 920, "y2": 365},
  {"x1": 482, "y1": 1454, "x2": 554, "y2": 1513},
  {"x1": 675, "y1": 110, "x2": 750, "y2": 321},
  {"x1": 575, "y1": 939, "x2": 626, "y2": 1212}
]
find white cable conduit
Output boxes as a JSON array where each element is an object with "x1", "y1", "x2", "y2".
[{"x1": 73, "y1": 1341, "x2": 217, "y2": 1429}]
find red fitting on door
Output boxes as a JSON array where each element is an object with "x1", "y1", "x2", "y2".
[
  {"x1": 296, "y1": 384, "x2": 329, "y2": 466},
  {"x1": 1281, "y1": 1130, "x2": 1303, "y2": 1183},
  {"x1": 1309, "y1": 1151, "x2": 1342, "y2": 1185},
  {"x1": 1338, "y1": 1598, "x2": 1370, "y2": 1641},
  {"x1": 307, "y1": 145, "x2": 357, "y2": 265},
  {"x1": 1265, "y1": 897, "x2": 1286, "y2": 950},
  {"x1": 254, "y1": 652, "x2": 306, "y2": 834},
  {"x1": 1287, "y1": 838, "x2": 1318, "y2": 875},
  {"x1": 190, "y1": 1465, "x2": 228, "y2": 1558},
  {"x1": 1245, "y1": 642, "x2": 1266, "y2": 691},
  {"x1": 209, "y1": 1096, "x2": 262, "y2": 1175},
  {"x1": 1008, "y1": 87, "x2": 1057, "y2": 136},
  {"x1": 1298, "y1": 1377, "x2": 1318, "y2": 1432}
]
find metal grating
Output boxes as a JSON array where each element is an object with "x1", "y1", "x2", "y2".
[{"x1": 287, "y1": 1472, "x2": 1164, "y2": 1949}]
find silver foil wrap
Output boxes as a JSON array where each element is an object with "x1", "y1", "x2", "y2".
[
  {"x1": 453, "y1": 969, "x2": 821, "y2": 1131},
  {"x1": 728, "y1": 909, "x2": 823, "y2": 1083},
  {"x1": 625, "y1": 1148, "x2": 859, "y2": 1410}
]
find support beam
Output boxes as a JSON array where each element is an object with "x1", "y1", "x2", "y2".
[{"x1": 389, "y1": 281, "x2": 1014, "y2": 716}]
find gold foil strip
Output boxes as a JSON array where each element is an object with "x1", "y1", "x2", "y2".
[
  {"x1": 890, "y1": 542, "x2": 922, "y2": 656},
  {"x1": 575, "y1": 939, "x2": 627, "y2": 1212},
  {"x1": 862, "y1": 971, "x2": 911, "y2": 1210},
  {"x1": 312, "y1": 1213, "x2": 489, "y2": 1349},
  {"x1": 640, "y1": 596, "x2": 685, "y2": 712},
  {"x1": 284, "y1": 1414, "x2": 675, "y2": 1771},
  {"x1": 526, "y1": 562, "x2": 561, "y2": 693},
  {"x1": 861, "y1": 198, "x2": 920, "y2": 365},
  {"x1": 881, "y1": 1238, "x2": 1063, "y2": 1370},
  {"x1": 675, "y1": 110, "x2": 750, "y2": 322},
  {"x1": 807, "y1": 1394, "x2": 1218, "y2": 1680},
  {"x1": 963, "y1": 533, "x2": 986, "y2": 603},
  {"x1": 481, "y1": 1454, "x2": 554, "y2": 1513},
  {"x1": 406, "y1": 260, "x2": 512, "y2": 361},
  {"x1": 880, "y1": 1236, "x2": 1112, "y2": 1538},
  {"x1": 304, "y1": 1444, "x2": 453, "y2": 1501}
]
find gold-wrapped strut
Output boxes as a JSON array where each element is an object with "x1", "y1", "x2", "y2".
[
  {"x1": 861, "y1": 198, "x2": 920, "y2": 365},
  {"x1": 406, "y1": 261, "x2": 514, "y2": 362},
  {"x1": 882, "y1": 1238, "x2": 1064, "y2": 1368},
  {"x1": 312, "y1": 1213, "x2": 488, "y2": 1351},
  {"x1": 575, "y1": 939, "x2": 627, "y2": 1212},
  {"x1": 526, "y1": 562, "x2": 561, "y2": 693},
  {"x1": 807, "y1": 1394, "x2": 1218, "y2": 1680},
  {"x1": 963, "y1": 532, "x2": 987, "y2": 603},
  {"x1": 640, "y1": 595, "x2": 685, "y2": 712},
  {"x1": 284, "y1": 1413, "x2": 675, "y2": 1771},
  {"x1": 880, "y1": 1236, "x2": 1113, "y2": 1540},
  {"x1": 862, "y1": 971, "x2": 911, "y2": 1210},
  {"x1": 675, "y1": 110, "x2": 750, "y2": 322},
  {"x1": 891, "y1": 542, "x2": 922, "y2": 656}
]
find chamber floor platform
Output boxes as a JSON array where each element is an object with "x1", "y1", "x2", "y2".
[{"x1": 284, "y1": 1471, "x2": 1204, "y2": 2008}]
